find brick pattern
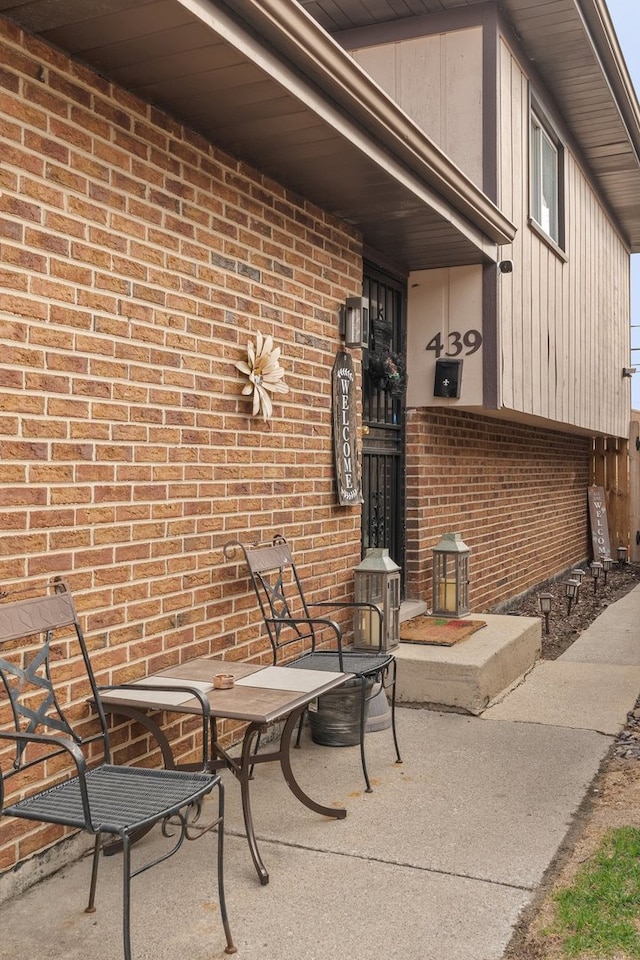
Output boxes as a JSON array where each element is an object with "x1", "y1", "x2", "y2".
[
  {"x1": 0, "y1": 17, "x2": 597, "y2": 879},
  {"x1": 0, "y1": 20, "x2": 363, "y2": 872},
  {"x1": 405, "y1": 409, "x2": 591, "y2": 610}
]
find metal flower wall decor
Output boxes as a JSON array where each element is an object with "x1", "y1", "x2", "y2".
[{"x1": 234, "y1": 332, "x2": 289, "y2": 421}]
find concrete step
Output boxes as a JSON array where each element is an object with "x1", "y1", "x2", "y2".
[{"x1": 394, "y1": 613, "x2": 542, "y2": 714}]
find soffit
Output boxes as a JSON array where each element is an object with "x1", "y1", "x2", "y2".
[
  {"x1": 0, "y1": 0, "x2": 515, "y2": 271},
  {"x1": 302, "y1": 0, "x2": 640, "y2": 251}
]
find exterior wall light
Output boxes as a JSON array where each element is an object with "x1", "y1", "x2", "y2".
[{"x1": 340, "y1": 296, "x2": 369, "y2": 349}]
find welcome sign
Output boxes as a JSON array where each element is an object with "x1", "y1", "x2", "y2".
[
  {"x1": 587, "y1": 485, "x2": 611, "y2": 561},
  {"x1": 332, "y1": 351, "x2": 362, "y2": 505}
]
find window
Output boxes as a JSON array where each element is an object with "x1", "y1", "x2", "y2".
[{"x1": 530, "y1": 109, "x2": 563, "y2": 247}]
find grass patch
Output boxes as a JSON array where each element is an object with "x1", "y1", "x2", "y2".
[{"x1": 549, "y1": 826, "x2": 640, "y2": 957}]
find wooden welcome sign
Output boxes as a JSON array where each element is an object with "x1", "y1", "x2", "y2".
[
  {"x1": 332, "y1": 351, "x2": 362, "y2": 505},
  {"x1": 587, "y1": 485, "x2": 611, "y2": 561}
]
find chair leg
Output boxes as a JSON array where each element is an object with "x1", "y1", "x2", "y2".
[
  {"x1": 216, "y1": 782, "x2": 237, "y2": 955},
  {"x1": 388, "y1": 660, "x2": 402, "y2": 764},
  {"x1": 121, "y1": 833, "x2": 132, "y2": 960},
  {"x1": 85, "y1": 832, "x2": 102, "y2": 914},
  {"x1": 358, "y1": 676, "x2": 373, "y2": 794}
]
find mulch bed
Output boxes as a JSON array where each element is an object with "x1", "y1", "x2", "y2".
[{"x1": 502, "y1": 561, "x2": 640, "y2": 660}]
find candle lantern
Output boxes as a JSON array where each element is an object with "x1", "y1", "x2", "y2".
[
  {"x1": 353, "y1": 548, "x2": 401, "y2": 652},
  {"x1": 432, "y1": 532, "x2": 470, "y2": 618}
]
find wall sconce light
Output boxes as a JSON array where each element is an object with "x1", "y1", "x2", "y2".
[
  {"x1": 565, "y1": 578, "x2": 579, "y2": 615},
  {"x1": 617, "y1": 545, "x2": 628, "y2": 565},
  {"x1": 602, "y1": 556, "x2": 613, "y2": 584},
  {"x1": 340, "y1": 296, "x2": 369, "y2": 349},
  {"x1": 538, "y1": 592, "x2": 553, "y2": 634},
  {"x1": 622, "y1": 367, "x2": 636, "y2": 378},
  {"x1": 589, "y1": 560, "x2": 603, "y2": 593}
]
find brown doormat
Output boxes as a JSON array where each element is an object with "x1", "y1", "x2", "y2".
[{"x1": 399, "y1": 616, "x2": 487, "y2": 646}]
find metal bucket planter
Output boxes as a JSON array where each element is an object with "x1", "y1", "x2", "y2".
[{"x1": 308, "y1": 677, "x2": 375, "y2": 747}]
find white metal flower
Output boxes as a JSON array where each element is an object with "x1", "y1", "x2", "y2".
[{"x1": 234, "y1": 332, "x2": 289, "y2": 421}]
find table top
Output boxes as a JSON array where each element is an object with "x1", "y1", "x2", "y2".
[{"x1": 99, "y1": 658, "x2": 351, "y2": 724}]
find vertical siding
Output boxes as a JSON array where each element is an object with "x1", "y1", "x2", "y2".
[
  {"x1": 352, "y1": 27, "x2": 483, "y2": 187},
  {"x1": 497, "y1": 38, "x2": 630, "y2": 439}
]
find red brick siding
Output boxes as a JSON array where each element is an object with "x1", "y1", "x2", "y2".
[
  {"x1": 405, "y1": 409, "x2": 591, "y2": 610},
  {"x1": 0, "y1": 20, "x2": 363, "y2": 872}
]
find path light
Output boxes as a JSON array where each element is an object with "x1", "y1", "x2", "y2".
[
  {"x1": 590, "y1": 561, "x2": 603, "y2": 593},
  {"x1": 617, "y1": 545, "x2": 628, "y2": 565},
  {"x1": 570, "y1": 568, "x2": 584, "y2": 603},
  {"x1": 565, "y1": 578, "x2": 579, "y2": 615},
  {"x1": 602, "y1": 556, "x2": 613, "y2": 585},
  {"x1": 538, "y1": 592, "x2": 553, "y2": 634}
]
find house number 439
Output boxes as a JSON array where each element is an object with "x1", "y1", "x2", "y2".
[{"x1": 425, "y1": 329, "x2": 483, "y2": 358}]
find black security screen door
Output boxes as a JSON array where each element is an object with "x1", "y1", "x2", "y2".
[{"x1": 361, "y1": 267, "x2": 406, "y2": 579}]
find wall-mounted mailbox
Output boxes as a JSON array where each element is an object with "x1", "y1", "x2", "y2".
[{"x1": 434, "y1": 358, "x2": 463, "y2": 398}]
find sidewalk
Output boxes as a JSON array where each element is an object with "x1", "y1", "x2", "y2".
[{"x1": 2, "y1": 585, "x2": 640, "y2": 960}]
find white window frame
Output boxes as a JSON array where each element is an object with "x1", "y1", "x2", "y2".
[{"x1": 530, "y1": 103, "x2": 564, "y2": 250}]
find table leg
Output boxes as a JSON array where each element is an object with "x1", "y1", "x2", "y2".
[
  {"x1": 279, "y1": 707, "x2": 347, "y2": 820},
  {"x1": 238, "y1": 723, "x2": 270, "y2": 885}
]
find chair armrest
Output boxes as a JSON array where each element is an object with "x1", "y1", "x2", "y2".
[
  {"x1": 309, "y1": 601, "x2": 384, "y2": 652},
  {"x1": 97, "y1": 683, "x2": 212, "y2": 771},
  {"x1": 265, "y1": 615, "x2": 345, "y2": 670},
  {"x1": 0, "y1": 730, "x2": 93, "y2": 827}
]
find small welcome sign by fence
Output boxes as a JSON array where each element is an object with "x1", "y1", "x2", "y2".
[
  {"x1": 588, "y1": 485, "x2": 611, "y2": 561},
  {"x1": 332, "y1": 351, "x2": 362, "y2": 505}
]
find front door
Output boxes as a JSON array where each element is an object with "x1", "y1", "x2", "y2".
[{"x1": 361, "y1": 266, "x2": 406, "y2": 580}]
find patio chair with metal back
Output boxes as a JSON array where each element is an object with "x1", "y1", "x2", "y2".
[
  {"x1": 223, "y1": 536, "x2": 401, "y2": 792},
  {"x1": 0, "y1": 580, "x2": 236, "y2": 959}
]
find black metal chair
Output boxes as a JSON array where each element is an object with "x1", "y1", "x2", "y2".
[
  {"x1": 0, "y1": 580, "x2": 235, "y2": 959},
  {"x1": 223, "y1": 536, "x2": 401, "y2": 792}
]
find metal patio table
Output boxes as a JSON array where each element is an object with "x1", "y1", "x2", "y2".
[{"x1": 99, "y1": 659, "x2": 351, "y2": 885}]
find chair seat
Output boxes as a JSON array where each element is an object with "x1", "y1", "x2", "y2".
[
  {"x1": 286, "y1": 651, "x2": 393, "y2": 677},
  {"x1": 5, "y1": 764, "x2": 216, "y2": 835}
]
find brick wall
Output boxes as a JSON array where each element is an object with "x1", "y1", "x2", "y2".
[
  {"x1": 405, "y1": 409, "x2": 592, "y2": 610},
  {"x1": 0, "y1": 19, "x2": 363, "y2": 873}
]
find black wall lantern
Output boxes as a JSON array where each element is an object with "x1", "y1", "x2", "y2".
[{"x1": 340, "y1": 296, "x2": 369, "y2": 349}]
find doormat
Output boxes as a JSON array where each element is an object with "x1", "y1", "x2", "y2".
[{"x1": 399, "y1": 616, "x2": 487, "y2": 646}]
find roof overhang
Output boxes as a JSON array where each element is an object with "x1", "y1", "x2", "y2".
[
  {"x1": 0, "y1": 0, "x2": 516, "y2": 270},
  {"x1": 307, "y1": 0, "x2": 640, "y2": 253}
]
